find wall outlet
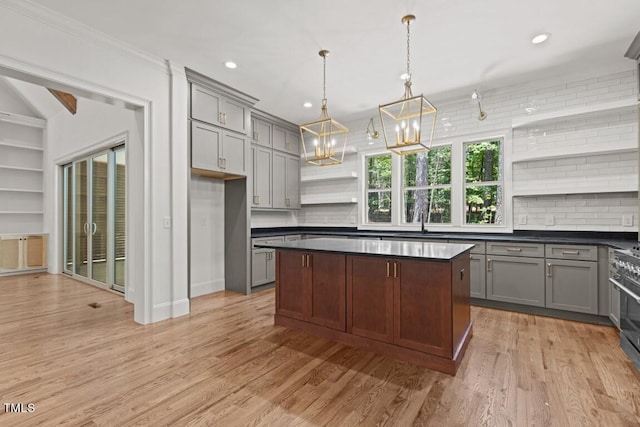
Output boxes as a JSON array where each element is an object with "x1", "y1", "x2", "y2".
[
  {"x1": 163, "y1": 216, "x2": 172, "y2": 229},
  {"x1": 545, "y1": 215, "x2": 555, "y2": 226},
  {"x1": 518, "y1": 215, "x2": 527, "y2": 225},
  {"x1": 623, "y1": 214, "x2": 634, "y2": 227}
]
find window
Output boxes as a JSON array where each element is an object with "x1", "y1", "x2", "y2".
[
  {"x1": 366, "y1": 154, "x2": 392, "y2": 223},
  {"x1": 464, "y1": 139, "x2": 503, "y2": 224},
  {"x1": 402, "y1": 146, "x2": 451, "y2": 223}
]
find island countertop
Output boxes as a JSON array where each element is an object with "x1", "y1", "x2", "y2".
[{"x1": 254, "y1": 237, "x2": 474, "y2": 261}]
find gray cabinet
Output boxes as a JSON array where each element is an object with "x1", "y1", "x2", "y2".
[
  {"x1": 251, "y1": 145, "x2": 272, "y2": 208},
  {"x1": 545, "y1": 259, "x2": 598, "y2": 314},
  {"x1": 545, "y1": 244, "x2": 598, "y2": 314},
  {"x1": 486, "y1": 255, "x2": 546, "y2": 307},
  {"x1": 251, "y1": 236, "x2": 284, "y2": 287},
  {"x1": 273, "y1": 125, "x2": 300, "y2": 155},
  {"x1": 191, "y1": 83, "x2": 248, "y2": 134},
  {"x1": 469, "y1": 254, "x2": 486, "y2": 299},
  {"x1": 252, "y1": 118, "x2": 272, "y2": 147},
  {"x1": 191, "y1": 121, "x2": 248, "y2": 176},
  {"x1": 272, "y1": 152, "x2": 300, "y2": 209},
  {"x1": 486, "y1": 242, "x2": 544, "y2": 258}
]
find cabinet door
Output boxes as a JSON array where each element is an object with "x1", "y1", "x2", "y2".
[
  {"x1": 25, "y1": 235, "x2": 46, "y2": 268},
  {"x1": 308, "y1": 252, "x2": 346, "y2": 331},
  {"x1": 191, "y1": 84, "x2": 221, "y2": 126},
  {"x1": 252, "y1": 146, "x2": 272, "y2": 208},
  {"x1": 253, "y1": 119, "x2": 272, "y2": 147},
  {"x1": 610, "y1": 279, "x2": 621, "y2": 329},
  {"x1": 347, "y1": 255, "x2": 394, "y2": 343},
  {"x1": 285, "y1": 155, "x2": 300, "y2": 209},
  {"x1": 221, "y1": 98, "x2": 247, "y2": 134},
  {"x1": 394, "y1": 259, "x2": 453, "y2": 357},
  {"x1": 276, "y1": 250, "x2": 307, "y2": 320},
  {"x1": 266, "y1": 250, "x2": 276, "y2": 283},
  {"x1": 285, "y1": 130, "x2": 300, "y2": 155},
  {"x1": 0, "y1": 236, "x2": 21, "y2": 271},
  {"x1": 272, "y1": 125, "x2": 287, "y2": 152},
  {"x1": 546, "y1": 260, "x2": 598, "y2": 314},
  {"x1": 191, "y1": 122, "x2": 222, "y2": 172},
  {"x1": 469, "y1": 254, "x2": 486, "y2": 298},
  {"x1": 251, "y1": 250, "x2": 269, "y2": 287},
  {"x1": 487, "y1": 255, "x2": 545, "y2": 307},
  {"x1": 221, "y1": 132, "x2": 247, "y2": 175},
  {"x1": 272, "y1": 152, "x2": 287, "y2": 208}
]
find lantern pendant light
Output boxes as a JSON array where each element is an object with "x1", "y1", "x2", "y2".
[
  {"x1": 300, "y1": 50, "x2": 349, "y2": 166},
  {"x1": 379, "y1": 15, "x2": 437, "y2": 155}
]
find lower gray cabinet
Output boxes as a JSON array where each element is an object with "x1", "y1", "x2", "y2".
[
  {"x1": 251, "y1": 249, "x2": 273, "y2": 287},
  {"x1": 469, "y1": 254, "x2": 486, "y2": 299},
  {"x1": 545, "y1": 259, "x2": 598, "y2": 314},
  {"x1": 487, "y1": 255, "x2": 545, "y2": 307}
]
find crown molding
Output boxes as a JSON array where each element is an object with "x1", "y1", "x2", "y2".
[{"x1": 0, "y1": 0, "x2": 167, "y2": 71}]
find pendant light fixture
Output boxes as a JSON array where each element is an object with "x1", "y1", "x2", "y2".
[
  {"x1": 379, "y1": 15, "x2": 437, "y2": 155},
  {"x1": 300, "y1": 50, "x2": 349, "y2": 166}
]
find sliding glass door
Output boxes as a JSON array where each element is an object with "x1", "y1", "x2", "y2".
[{"x1": 63, "y1": 146, "x2": 126, "y2": 292}]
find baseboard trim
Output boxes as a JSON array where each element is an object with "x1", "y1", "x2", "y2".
[{"x1": 190, "y1": 279, "x2": 224, "y2": 298}]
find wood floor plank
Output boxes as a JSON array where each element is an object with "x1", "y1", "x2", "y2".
[{"x1": 1, "y1": 273, "x2": 639, "y2": 426}]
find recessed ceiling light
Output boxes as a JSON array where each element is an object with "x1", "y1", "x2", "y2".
[
  {"x1": 224, "y1": 61, "x2": 237, "y2": 69},
  {"x1": 531, "y1": 33, "x2": 550, "y2": 45},
  {"x1": 303, "y1": 102, "x2": 313, "y2": 108}
]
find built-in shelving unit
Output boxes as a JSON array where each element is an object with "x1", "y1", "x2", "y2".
[
  {"x1": 512, "y1": 98, "x2": 639, "y2": 129},
  {"x1": 0, "y1": 112, "x2": 45, "y2": 234}
]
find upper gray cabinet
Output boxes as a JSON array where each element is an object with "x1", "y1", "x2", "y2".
[
  {"x1": 191, "y1": 83, "x2": 250, "y2": 135},
  {"x1": 252, "y1": 118, "x2": 272, "y2": 147},
  {"x1": 191, "y1": 121, "x2": 248, "y2": 176},
  {"x1": 273, "y1": 125, "x2": 300, "y2": 155}
]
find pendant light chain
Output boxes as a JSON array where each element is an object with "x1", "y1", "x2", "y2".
[
  {"x1": 322, "y1": 52, "x2": 327, "y2": 107},
  {"x1": 406, "y1": 18, "x2": 411, "y2": 81}
]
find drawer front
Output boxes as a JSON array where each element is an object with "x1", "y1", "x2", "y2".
[
  {"x1": 487, "y1": 242, "x2": 544, "y2": 258},
  {"x1": 545, "y1": 244, "x2": 597, "y2": 261},
  {"x1": 252, "y1": 236, "x2": 284, "y2": 248},
  {"x1": 448, "y1": 240, "x2": 485, "y2": 254}
]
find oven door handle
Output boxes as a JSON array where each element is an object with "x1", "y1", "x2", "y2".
[{"x1": 609, "y1": 277, "x2": 640, "y2": 304}]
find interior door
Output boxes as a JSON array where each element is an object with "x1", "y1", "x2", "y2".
[
  {"x1": 113, "y1": 147, "x2": 126, "y2": 291},
  {"x1": 91, "y1": 153, "x2": 109, "y2": 284}
]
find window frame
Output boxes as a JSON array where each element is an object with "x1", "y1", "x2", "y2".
[
  {"x1": 463, "y1": 138, "x2": 504, "y2": 226},
  {"x1": 359, "y1": 130, "x2": 512, "y2": 232},
  {"x1": 364, "y1": 152, "x2": 393, "y2": 225}
]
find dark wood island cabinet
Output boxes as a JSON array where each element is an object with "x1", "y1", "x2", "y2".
[{"x1": 258, "y1": 238, "x2": 473, "y2": 375}]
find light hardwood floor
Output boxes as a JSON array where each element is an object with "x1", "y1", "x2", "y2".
[{"x1": 1, "y1": 273, "x2": 639, "y2": 426}]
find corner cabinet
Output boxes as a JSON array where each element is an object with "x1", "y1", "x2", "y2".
[{"x1": 0, "y1": 234, "x2": 47, "y2": 275}]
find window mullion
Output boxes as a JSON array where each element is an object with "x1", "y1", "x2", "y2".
[{"x1": 391, "y1": 153, "x2": 403, "y2": 226}]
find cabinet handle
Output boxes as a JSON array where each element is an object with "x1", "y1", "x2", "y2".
[
  {"x1": 306, "y1": 254, "x2": 311, "y2": 268},
  {"x1": 285, "y1": 198, "x2": 290, "y2": 207},
  {"x1": 218, "y1": 112, "x2": 223, "y2": 124},
  {"x1": 302, "y1": 254, "x2": 305, "y2": 267},
  {"x1": 393, "y1": 261, "x2": 397, "y2": 278},
  {"x1": 561, "y1": 250, "x2": 580, "y2": 255},
  {"x1": 507, "y1": 247, "x2": 522, "y2": 252},
  {"x1": 386, "y1": 261, "x2": 390, "y2": 278},
  {"x1": 546, "y1": 263, "x2": 552, "y2": 277},
  {"x1": 253, "y1": 195, "x2": 259, "y2": 205},
  {"x1": 470, "y1": 255, "x2": 474, "y2": 260},
  {"x1": 487, "y1": 259, "x2": 492, "y2": 272},
  {"x1": 460, "y1": 268, "x2": 465, "y2": 281},
  {"x1": 223, "y1": 158, "x2": 227, "y2": 169}
]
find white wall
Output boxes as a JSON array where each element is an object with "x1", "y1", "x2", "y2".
[
  {"x1": 189, "y1": 175, "x2": 225, "y2": 297},
  {"x1": 0, "y1": 77, "x2": 40, "y2": 117},
  {"x1": 251, "y1": 210, "x2": 298, "y2": 228},
  {"x1": 299, "y1": 67, "x2": 639, "y2": 232},
  {"x1": 0, "y1": 0, "x2": 189, "y2": 323}
]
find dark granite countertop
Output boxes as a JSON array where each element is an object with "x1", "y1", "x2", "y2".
[
  {"x1": 254, "y1": 237, "x2": 474, "y2": 261},
  {"x1": 251, "y1": 227, "x2": 637, "y2": 250}
]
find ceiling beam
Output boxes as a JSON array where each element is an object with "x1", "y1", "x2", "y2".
[{"x1": 48, "y1": 89, "x2": 77, "y2": 114}]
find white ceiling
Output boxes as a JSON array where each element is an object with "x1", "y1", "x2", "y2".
[{"x1": 29, "y1": 0, "x2": 640, "y2": 124}]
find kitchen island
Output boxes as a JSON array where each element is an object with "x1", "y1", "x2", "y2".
[{"x1": 255, "y1": 238, "x2": 474, "y2": 375}]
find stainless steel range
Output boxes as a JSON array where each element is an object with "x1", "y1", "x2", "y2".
[{"x1": 611, "y1": 248, "x2": 640, "y2": 369}]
